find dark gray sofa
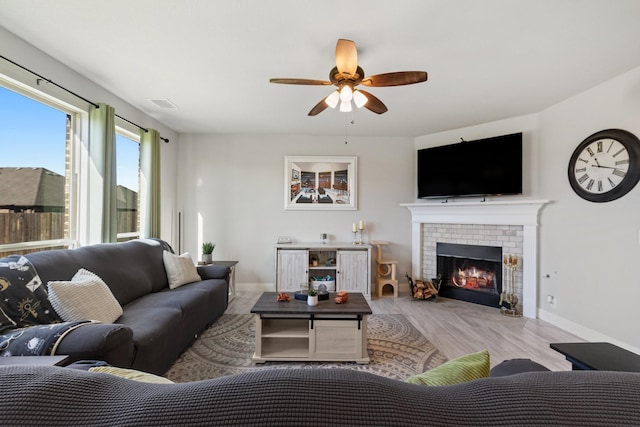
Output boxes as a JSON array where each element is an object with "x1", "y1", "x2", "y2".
[
  {"x1": 1, "y1": 366, "x2": 639, "y2": 426},
  {"x1": 23, "y1": 239, "x2": 230, "y2": 374}
]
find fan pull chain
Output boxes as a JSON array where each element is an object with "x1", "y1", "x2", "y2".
[
  {"x1": 344, "y1": 114, "x2": 349, "y2": 144},
  {"x1": 344, "y1": 111, "x2": 356, "y2": 144}
]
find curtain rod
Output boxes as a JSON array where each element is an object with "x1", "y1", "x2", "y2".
[{"x1": 1, "y1": 55, "x2": 169, "y2": 143}]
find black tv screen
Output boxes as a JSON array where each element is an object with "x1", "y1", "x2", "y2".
[{"x1": 418, "y1": 132, "x2": 523, "y2": 199}]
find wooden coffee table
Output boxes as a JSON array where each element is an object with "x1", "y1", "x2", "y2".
[
  {"x1": 251, "y1": 292, "x2": 372, "y2": 364},
  {"x1": 550, "y1": 342, "x2": 640, "y2": 371}
]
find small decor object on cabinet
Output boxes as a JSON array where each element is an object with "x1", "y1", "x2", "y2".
[
  {"x1": 307, "y1": 288, "x2": 318, "y2": 306},
  {"x1": 201, "y1": 242, "x2": 215, "y2": 264},
  {"x1": 310, "y1": 254, "x2": 319, "y2": 267},
  {"x1": 310, "y1": 275, "x2": 335, "y2": 292},
  {"x1": 568, "y1": 129, "x2": 640, "y2": 202}
]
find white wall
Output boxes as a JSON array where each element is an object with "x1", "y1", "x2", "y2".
[
  {"x1": 413, "y1": 67, "x2": 640, "y2": 353},
  {"x1": 176, "y1": 134, "x2": 414, "y2": 289},
  {"x1": 536, "y1": 66, "x2": 640, "y2": 353}
]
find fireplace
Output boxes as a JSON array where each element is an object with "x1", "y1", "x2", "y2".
[
  {"x1": 403, "y1": 200, "x2": 549, "y2": 318},
  {"x1": 436, "y1": 243, "x2": 502, "y2": 307}
]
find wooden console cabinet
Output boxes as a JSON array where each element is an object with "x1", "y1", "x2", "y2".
[{"x1": 275, "y1": 243, "x2": 371, "y2": 296}]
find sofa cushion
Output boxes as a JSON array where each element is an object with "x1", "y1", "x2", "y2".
[
  {"x1": 405, "y1": 349, "x2": 490, "y2": 386},
  {"x1": 54, "y1": 324, "x2": 134, "y2": 367},
  {"x1": 48, "y1": 268, "x2": 123, "y2": 323},
  {"x1": 117, "y1": 299, "x2": 186, "y2": 374},
  {"x1": 162, "y1": 252, "x2": 201, "y2": 289},
  {"x1": 27, "y1": 239, "x2": 170, "y2": 306}
]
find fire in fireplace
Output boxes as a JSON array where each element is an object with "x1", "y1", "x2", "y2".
[{"x1": 436, "y1": 243, "x2": 502, "y2": 307}]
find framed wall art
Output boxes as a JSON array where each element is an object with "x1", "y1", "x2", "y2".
[{"x1": 284, "y1": 155, "x2": 357, "y2": 210}]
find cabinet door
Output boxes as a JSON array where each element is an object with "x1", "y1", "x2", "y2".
[
  {"x1": 337, "y1": 250, "x2": 368, "y2": 293},
  {"x1": 310, "y1": 319, "x2": 365, "y2": 361},
  {"x1": 276, "y1": 250, "x2": 308, "y2": 291}
]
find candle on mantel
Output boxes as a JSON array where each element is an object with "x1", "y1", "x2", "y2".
[
  {"x1": 358, "y1": 220, "x2": 364, "y2": 230},
  {"x1": 352, "y1": 223, "x2": 357, "y2": 233}
]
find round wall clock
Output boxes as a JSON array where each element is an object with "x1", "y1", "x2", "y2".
[{"x1": 568, "y1": 129, "x2": 640, "y2": 202}]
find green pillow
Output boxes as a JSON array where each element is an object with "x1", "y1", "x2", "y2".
[{"x1": 405, "y1": 350, "x2": 490, "y2": 386}]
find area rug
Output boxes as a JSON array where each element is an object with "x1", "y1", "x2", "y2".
[{"x1": 165, "y1": 313, "x2": 447, "y2": 382}]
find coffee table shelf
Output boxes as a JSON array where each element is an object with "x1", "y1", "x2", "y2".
[
  {"x1": 261, "y1": 318, "x2": 309, "y2": 338},
  {"x1": 261, "y1": 337, "x2": 310, "y2": 359}
]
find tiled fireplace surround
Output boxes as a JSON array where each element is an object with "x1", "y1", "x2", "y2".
[{"x1": 403, "y1": 200, "x2": 548, "y2": 318}]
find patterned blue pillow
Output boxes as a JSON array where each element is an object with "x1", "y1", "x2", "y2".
[{"x1": 0, "y1": 255, "x2": 61, "y2": 332}]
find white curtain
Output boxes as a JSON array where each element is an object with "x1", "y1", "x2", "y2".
[
  {"x1": 89, "y1": 103, "x2": 117, "y2": 243},
  {"x1": 140, "y1": 128, "x2": 161, "y2": 238}
]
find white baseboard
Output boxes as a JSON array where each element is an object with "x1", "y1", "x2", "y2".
[
  {"x1": 236, "y1": 282, "x2": 275, "y2": 293},
  {"x1": 538, "y1": 308, "x2": 640, "y2": 355}
]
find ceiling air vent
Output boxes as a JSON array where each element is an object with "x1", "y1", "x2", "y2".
[{"x1": 149, "y1": 98, "x2": 178, "y2": 109}]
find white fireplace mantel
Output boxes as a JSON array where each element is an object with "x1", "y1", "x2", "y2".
[{"x1": 401, "y1": 200, "x2": 550, "y2": 318}]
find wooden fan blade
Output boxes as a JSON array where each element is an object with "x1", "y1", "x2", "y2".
[
  {"x1": 270, "y1": 78, "x2": 332, "y2": 85},
  {"x1": 361, "y1": 71, "x2": 428, "y2": 87},
  {"x1": 357, "y1": 90, "x2": 388, "y2": 114},
  {"x1": 335, "y1": 39, "x2": 358, "y2": 77},
  {"x1": 308, "y1": 98, "x2": 330, "y2": 116}
]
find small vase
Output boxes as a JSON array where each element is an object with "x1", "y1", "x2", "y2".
[
  {"x1": 307, "y1": 295, "x2": 318, "y2": 306},
  {"x1": 202, "y1": 254, "x2": 212, "y2": 264}
]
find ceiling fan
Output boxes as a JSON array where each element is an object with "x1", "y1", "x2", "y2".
[{"x1": 270, "y1": 39, "x2": 428, "y2": 116}]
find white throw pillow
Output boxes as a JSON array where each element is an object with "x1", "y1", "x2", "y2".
[
  {"x1": 89, "y1": 366, "x2": 174, "y2": 384},
  {"x1": 48, "y1": 268, "x2": 123, "y2": 323},
  {"x1": 162, "y1": 251, "x2": 202, "y2": 289}
]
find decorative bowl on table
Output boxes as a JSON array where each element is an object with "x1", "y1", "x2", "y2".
[{"x1": 294, "y1": 290, "x2": 329, "y2": 301}]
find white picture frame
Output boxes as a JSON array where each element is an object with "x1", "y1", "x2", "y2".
[{"x1": 284, "y1": 155, "x2": 357, "y2": 210}]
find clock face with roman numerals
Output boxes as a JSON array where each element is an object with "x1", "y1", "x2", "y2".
[{"x1": 568, "y1": 129, "x2": 640, "y2": 202}]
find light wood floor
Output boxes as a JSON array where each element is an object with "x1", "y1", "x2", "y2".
[{"x1": 228, "y1": 291, "x2": 583, "y2": 371}]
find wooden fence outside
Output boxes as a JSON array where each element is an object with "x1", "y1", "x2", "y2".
[
  {"x1": 0, "y1": 211, "x2": 137, "y2": 256},
  {"x1": 0, "y1": 212, "x2": 65, "y2": 245}
]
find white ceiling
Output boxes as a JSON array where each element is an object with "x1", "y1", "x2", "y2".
[{"x1": 2, "y1": 0, "x2": 640, "y2": 137}]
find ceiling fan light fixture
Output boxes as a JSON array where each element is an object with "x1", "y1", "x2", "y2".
[
  {"x1": 353, "y1": 90, "x2": 368, "y2": 108},
  {"x1": 339, "y1": 100, "x2": 352, "y2": 112},
  {"x1": 339, "y1": 85, "x2": 353, "y2": 103},
  {"x1": 270, "y1": 38, "x2": 426, "y2": 116},
  {"x1": 325, "y1": 90, "x2": 340, "y2": 108}
]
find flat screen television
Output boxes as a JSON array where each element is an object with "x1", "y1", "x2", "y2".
[{"x1": 417, "y1": 132, "x2": 523, "y2": 199}]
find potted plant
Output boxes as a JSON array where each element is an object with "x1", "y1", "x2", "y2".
[
  {"x1": 202, "y1": 242, "x2": 215, "y2": 264},
  {"x1": 307, "y1": 288, "x2": 318, "y2": 306}
]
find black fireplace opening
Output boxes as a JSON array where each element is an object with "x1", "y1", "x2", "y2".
[{"x1": 436, "y1": 242, "x2": 502, "y2": 308}]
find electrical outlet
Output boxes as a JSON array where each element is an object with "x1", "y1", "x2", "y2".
[{"x1": 547, "y1": 295, "x2": 555, "y2": 305}]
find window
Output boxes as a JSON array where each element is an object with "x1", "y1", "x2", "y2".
[
  {"x1": 0, "y1": 71, "x2": 146, "y2": 251},
  {"x1": 0, "y1": 85, "x2": 73, "y2": 256},
  {"x1": 115, "y1": 131, "x2": 140, "y2": 241}
]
